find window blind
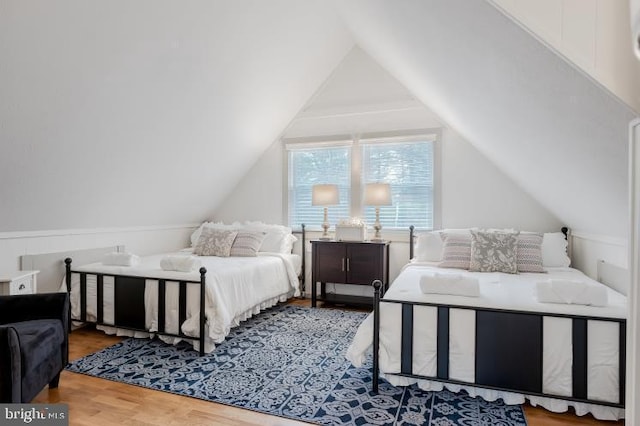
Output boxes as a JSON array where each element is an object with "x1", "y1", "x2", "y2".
[
  {"x1": 361, "y1": 141, "x2": 434, "y2": 229},
  {"x1": 288, "y1": 146, "x2": 351, "y2": 227}
]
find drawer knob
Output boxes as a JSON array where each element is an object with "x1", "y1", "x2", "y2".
[{"x1": 19, "y1": 284, "x2": 25, "y2": 290}]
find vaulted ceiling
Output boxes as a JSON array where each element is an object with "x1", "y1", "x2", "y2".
[
  {"x1": 335, "y1": 0, "x2": 637, "y2": 237},
  {"x1": 0, "y1": 0, "x2": 353, "y2": 231},
  {"x1": 0, "y1": 0, "x2": 637, "y2": 238}
]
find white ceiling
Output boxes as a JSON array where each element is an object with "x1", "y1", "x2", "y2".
[
  {"x1": 0, "y1": 0, "x2": 353, "y2": 231},
  {"x1": 0, "y1": 0, "x2": 637, "y2": 238},
  {"x1": 285, "y1": 46, "x2": 444, "y2": 138},
  {"x1": 336, "y1": 0, "x2": 638, "y2": 237}
]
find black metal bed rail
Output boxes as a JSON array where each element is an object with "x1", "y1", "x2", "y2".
[
  {"x1": 371, "y1": 280, "x2": 626, "y2": 409},
  {"x1": 293, "y1": 224, "x2": 306, "y2": 295},
  {"x1": 65, "y1": 258, "x2": 208, "y2": 356}
]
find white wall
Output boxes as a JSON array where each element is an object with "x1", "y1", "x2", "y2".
[
  {"x1": 627, "y1": 117, "x2": 640, "y2": 426},
  {"x1": 0, "y1": 224, "x2": 195, "y2": 292},
  {"x1": 570, "y1": 233, "x2": 627, "y2": 280},
  {"x1": 214, "y1": 125, "x2": 561, "y2": 293},
  {"x1": 214, "y1": 46, "x2": 562, "y2": 296},
  {"x1": 440, "y1": 128, "x2": 561, "y2": 231},
  {"x1": 496, "y1": 0, "x2": 640, "y2": 296},
  {"x1": 491, "y1": 0, "x2": 640, "y2": 113},
  {"x1": 215, "y1": 47, "x2": 561, "y2": 233}
]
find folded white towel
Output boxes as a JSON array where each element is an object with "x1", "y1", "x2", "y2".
[
  {"x1": 160, "y1": 255, "x2": 202, "y2": 272},
  {"x1": 419, "y1": 272, "x2": 480, "y2": 297},
  {"x1": 536, "y1": 279, "x2": 608, "y2": 307},
  {"x1": 103, "y1": 252, "x2": 140, "y2": 267}
]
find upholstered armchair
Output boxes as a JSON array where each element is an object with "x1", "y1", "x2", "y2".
[{"x1": 0, "y1": 293, "x2": 69, "y2": 403}]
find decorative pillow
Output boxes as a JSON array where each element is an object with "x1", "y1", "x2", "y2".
[
  {"x1": 469, "y1": 230, "x2": 518, "y2": 274},
  {"x1": 541, "y1": 232, "x2": 571, "y2": 267},
  {"x1": 438, "y1": 232, "x2": 472, "y2": 269},
  {"x1": 229, "y1": 232, "x2": 266, "y2": 257},
  {"x1": 194, "y1": 228, "x2": 238, "y2": 257},
  {"x1": 516, "y1": 233, "x2": 546, "y2": 273},
  {"x1": 190, "y1": 221, "x2": 241, "y2": 247},
  {"x1": 415, "y1": 231, "x2": 444, "y2": 262}
]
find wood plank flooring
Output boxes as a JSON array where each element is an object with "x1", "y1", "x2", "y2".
[{"x1": 33, "y1": 300, "x2": 624, "y2": 425}]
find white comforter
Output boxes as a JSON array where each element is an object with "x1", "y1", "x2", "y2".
[
  {"x1": 64, "y1": 251, "x2": 300, "y2": 352},
  {"x1": 346, "y1": 263, "x2": 626, "y2": 420}
]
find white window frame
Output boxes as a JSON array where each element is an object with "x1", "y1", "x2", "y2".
[{"x1": 283, "y1": 129, "x2": 441, "y2": 233}]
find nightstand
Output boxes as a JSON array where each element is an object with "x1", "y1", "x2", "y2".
[
  {"x1": 0, "y1": 271, "x2": 39, "y2": 296},
  {"x1": 311, "y1": 240, "x2": 389, "y2": 308}
]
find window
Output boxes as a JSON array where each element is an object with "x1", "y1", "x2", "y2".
[
  {"x1": 287, "y1": 145, "x2": 351, "y2": 227},
  {"x1": 286, "y1": 134, "x2": 437, "y2": 230},
  {"x1": 362, "y1": 140, "x2": 434, "y2": 229}
]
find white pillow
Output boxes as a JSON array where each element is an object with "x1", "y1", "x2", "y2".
[
  {"x1": 243, "y1": 221, "x2": 294, "y2": 253},
  {"x1": 281, "y1": 233, "x2": 298, "y2": 254},
  {"x1": 244, "y1": 221, "x2": 292, "y2": 234},
  {"x1": 190, "y1": 222, "x2": 210, "y2": 247},
  {"x1": 415, "y1": 232, "x2": 443, "y2": 262},
  {"x1": 541, "y1": 232, "x2": 571, "y2": 267}
]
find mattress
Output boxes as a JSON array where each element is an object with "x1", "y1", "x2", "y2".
[
  {"x1": 64, "y1": 251, "x2": 301, "y2": 352},
  {"x1": 347, "y1": 263, "x2": 627, "y2": 420}
]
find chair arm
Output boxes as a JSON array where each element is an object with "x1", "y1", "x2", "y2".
[
  {"x1": 0, "y1": 293, "x2": 69, "y2": 331},
  {"x1": 0, "y1": 326, "x2": 23, "y2": 403}
]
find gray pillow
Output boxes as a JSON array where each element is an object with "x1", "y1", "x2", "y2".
[
  {"x1": 438, "y1": 232, "x2": 472, "y2": 269},
  {"x1": 230, "y1": 231, "x2": 266, "y2": 257},
  {"x1": 516, "y1": 233, "x2": 546, "y2": 273},
  {"x1": 194, "y1": 228, "x2": 238, "y2": 257},
  {"x1": 469, "y1": 230, "x2": 518, "y2": 274}
]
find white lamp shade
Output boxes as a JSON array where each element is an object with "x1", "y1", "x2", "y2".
[
  {"x1": 312, "y1": 184, "x2": 339, "y2": 206},
  {"x1": 363, "y1": 183, "x2": 392, "y2": 206}
]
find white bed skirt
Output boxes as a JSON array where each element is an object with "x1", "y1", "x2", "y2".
[{"x1": 95, "y1": 292, "x2": 291, "y2": 353}]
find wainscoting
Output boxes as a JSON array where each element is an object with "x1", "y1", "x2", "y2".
[{"x1": 0, "y1": 224, "x2": 196, "y2": 291}]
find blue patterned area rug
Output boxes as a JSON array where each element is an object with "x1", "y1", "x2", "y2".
[{"x1": 66, "y1": 305, "x2": 526, "y2": 425}]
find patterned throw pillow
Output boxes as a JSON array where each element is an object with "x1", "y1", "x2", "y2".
[
  {"x1": 229, "y1": 232, "x2": 267, "y2": 257},
  {"x1": 194, "y1": 228, "x2": 238, "y2": 257},
  {"x1": 469, "y1": 230, "x2": 518, "y2": 274},
  {"x1": 516, "y1": 233, "x2": 546, "y2": 273},
  {"x1": 438, "y1": 232, "x2": 472, "y2": 269}
]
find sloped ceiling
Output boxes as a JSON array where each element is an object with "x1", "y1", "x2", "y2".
[
  {"x1": 284, "y1": 46, "x2": 444, "y2": 138},
  {"x1": 0, "y1": 0, "x2": 353, "y2": 231},
  {"x1": 2, "y1": 0, "x2": 637, "y2": 239},
  {"x1": 336, "y1": 0, "x2": 638, "y2": 237}
]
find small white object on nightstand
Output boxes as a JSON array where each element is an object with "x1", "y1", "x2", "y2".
[{"x1": 0, "y1": 271, "x2": 39, "y2": 296}]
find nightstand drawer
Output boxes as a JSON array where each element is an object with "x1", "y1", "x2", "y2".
[
  {"x1": 310, "y1": 240, "x2": 389, "y2": 308},
  {"x1": 0, "y1": 271, "x2": 39, "y2": 296},
  {"x1": 10, "y1": 275, "x2": 34, "y2": 295}
]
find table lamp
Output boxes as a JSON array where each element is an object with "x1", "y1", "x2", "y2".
[
  {"x1": 364, "y1": 183, "x2": 391, "y2": 241},
  {"x1": 312, "y1": 184, "x2": 339, "y2": 240}
]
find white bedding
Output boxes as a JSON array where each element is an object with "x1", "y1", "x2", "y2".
[
  {"x1": 63, "y1": 251, "x2": 300, "y2": 353},
  {"x1": 346, "y1": 263, "x2": 626, "y2": 420}
]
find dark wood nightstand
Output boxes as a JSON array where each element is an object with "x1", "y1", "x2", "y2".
[{"x1": 311, "y1": 240, "x2": 390, "y2": 308}]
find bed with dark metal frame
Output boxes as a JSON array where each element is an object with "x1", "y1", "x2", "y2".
[
  {"x1": 371, "y1": 226, "x2": 626, "y2": 412},
  {"x1": 64, "y1": 225, "x2": 306, "y2": 356}
]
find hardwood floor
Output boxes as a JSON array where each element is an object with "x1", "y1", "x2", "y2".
[{"x1": 33, "y1": 300, "x2": 624, "y2": 425}]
